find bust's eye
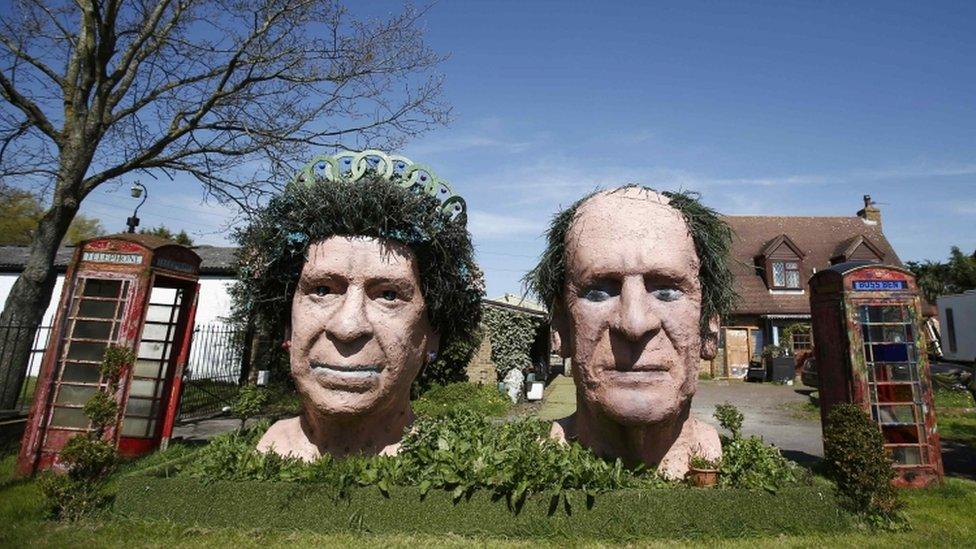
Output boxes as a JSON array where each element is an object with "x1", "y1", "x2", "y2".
[
  {"x1": 381, "y1": 290, "x2": 398, "y2": 302},
  {"x1": 313, "y1": 285, "x2": 332, "y2": 297},
  {"x1": 582, "y1": 287, "x2": 614, "y2": 302},
  {"x1": 652, "y1": 288, "x2": 683, "y2": 302}
]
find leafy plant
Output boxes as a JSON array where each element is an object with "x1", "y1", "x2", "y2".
[
  {"x1": 714, "y1": 402, "x2": 744, "y2": 440},
  {"x1": 761, "y1": 344, "x2": 788, "y2": 359},
  {"x1": 231, "y1": 385, "x2": 270, "y2": 430},
  {"x1": 412, "y1": 382, "x2": 510, "y2": 418},
  {"x1": 689, "y1": 454, "x2": 720, "y2": 470},
  {"x1": 822, "y1": 404, "x2": 902, "y2": 524},
  {"x1": 40, "y1": 344, "x2": 130, "y2": 520},
  {"x1": 482, "y1": 306, "x2": 542, "y2": 380}
]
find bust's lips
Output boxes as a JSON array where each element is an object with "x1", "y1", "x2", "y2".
[
  {"x1": 609, "y1": 362, "x2": 670, "y2": 373},
  {"x1": 310, "y1": 361, "x2": 383, "y2": 379}
]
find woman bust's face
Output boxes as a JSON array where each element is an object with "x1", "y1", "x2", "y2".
[{"x1": 289, "y1": 236, "x2": 438, "y2": 418}]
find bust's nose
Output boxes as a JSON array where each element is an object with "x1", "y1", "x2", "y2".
[
  {"x1": 612, "y1": 276, "x2": 662, "y2": 341},
  {"x1": 325, "y1": 286, "x2": 373, "y2": 344}
]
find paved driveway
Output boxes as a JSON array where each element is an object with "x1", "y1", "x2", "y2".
[{"x1": 692, "y1": 380, "x2": 823, "y2": 464}]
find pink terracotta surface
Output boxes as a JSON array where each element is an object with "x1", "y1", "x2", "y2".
[
  {"x1": 258, "y1": 236, "x2": 438, "y2": 459},
  {"x1": 548, "y1": 187, "x2": 722, "y2": 480}
]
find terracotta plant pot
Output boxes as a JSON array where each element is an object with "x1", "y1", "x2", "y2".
[{"x1": 687, "y1": 467, "x2": 719, "y2": 488}]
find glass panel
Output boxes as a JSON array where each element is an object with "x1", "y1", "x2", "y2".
[
  {"x1": 772, "y1": 262, "x2": 785, "y2": 286},
  {"x1": 125, "y1": 397, "x2": 159, "y2": 418},
  {"x1": 72, "y1": 320, "x2": 112, "y2": 340},
  {"x1": 50, "y1": 407, "x2": 89, "y2": 428},
  {"x1": 786, "y1": 270, "x2": 801, "y2": 288},
  {"x1": 145, "y1": 304, "x2": 175, "y2": 323},
  {"x1": 77, "y1": 299, "x2": 116, "y2": 319},
  {"x1": 55, "y1": 384, "x2": 98, "y2": 405},
  {"x1": 82, "y1": 279, "x2": 122, "y2": 298},
  {"x1": 882, "y1": 425, "x2": 920, "y2": 444},
  {"x1": 121, "y1": 417, "x2": 154, "y2": 437},
  {"x1": 129, "y1": 378, "x2": 160, "y2": 398},
  {"x1": 866, "y1": 306, "x2": 905, "y2": 323},
  {"x1": 872, "y1": 343, "x2": 909, "y2": 362},
  {"x1": 890, "y1": 446, "x2": 922, "y2": 465},
  {"x1": 133, "y1": 359, "x2": 163, "y2": 378},
  {"x1": 66, "y1": 341, "x2": 107, "y2": 362},
  {"x1": 141, "y1": 322, "x2": 172, "y2": 341},
  {"x1": 61, "y1": 362, "x2": 101, "y2": 383},
  {"x1": 149, "y1": 287, "x2": 179, "y2": 304},
  {"x1": 877, "y1": 405, "x2": 916, "y2": 425},
  {"x1": 874, "y1": 363, "x2": 915, "y2": 382},
  {"x1": 137, "y1": 341, "x2": 168, "y2": 360},
  {"x1": 876, "y1": 384, "x2": 915, "y2": 403}
]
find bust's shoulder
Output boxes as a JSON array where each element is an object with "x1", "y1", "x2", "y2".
[
  {"x1": 548, "y1": 415, "x2": 577, "y2": 443},
  {"x1": 256, "y1": 417, "x2": 317, "y2": 460},
  {"x1": 687, "y1": 417, "x2": 722, "y2": 460}
]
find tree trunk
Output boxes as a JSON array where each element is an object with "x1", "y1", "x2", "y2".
[{"x1": 0, "y1": 185, "x2": 81, "y2": 409}]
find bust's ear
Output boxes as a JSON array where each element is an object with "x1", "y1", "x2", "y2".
[
  {"x1": 700, "y1": 314, "x2": 721, "y2": 360},
  {"x1": 551, "y1": 302, "x2": 571, "y2": 359}
]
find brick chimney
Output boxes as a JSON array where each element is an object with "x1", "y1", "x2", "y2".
[{"x1": 857, "y1": 194, "x2": 881, "y2": 225}]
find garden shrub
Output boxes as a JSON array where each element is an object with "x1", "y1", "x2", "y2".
[
  {"x1": 822, "y1": 403, "x2": 902, "y2": 522},
  {"x1": 412, "y1": 382, "x2": 510, "y2": 418},
  {"x1": 40, "y1": 345, "x2": 132, "y2": 520},
  {"x1": 713, "y1": 403, "x2": 804, "y2": 492},
  {"x1": 231, "y1": 384, "x2": 270, "y2": 430}
]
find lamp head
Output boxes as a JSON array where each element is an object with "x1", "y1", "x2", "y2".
[{"x1": 130, "y1": 184, "x2": 143, "y2": 198}]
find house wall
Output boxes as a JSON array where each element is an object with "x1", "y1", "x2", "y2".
[
  {"x1": 0, "y1": 273, "x2": 66, "y2": 324},
  {"x1": 938, "y1": 292, "x2": 976, "y2": 363}
]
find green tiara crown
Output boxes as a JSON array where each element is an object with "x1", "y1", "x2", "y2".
[{"x1": 291, "y1": 149, "x2": 467, "y2": 223}]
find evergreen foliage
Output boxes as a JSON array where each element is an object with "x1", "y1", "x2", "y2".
[
  {"x1": 907, "y1": 246, "x2": 976, "y2": 302},
  {"x1": 482, "y1": 306, "x2": 542, "y2": 380},
  {"x1": 523, "y1": 186, "x2": 736, "y2": 337},
  {"x1": 232, "y1": 175, "x2": 484, "y2": 379},
  {"x1": 823, "y1": 404, "x2": 903, "y2": 523}
]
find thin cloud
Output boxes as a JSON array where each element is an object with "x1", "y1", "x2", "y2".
[{"x1": 467, "y1": 210, "x2": 547, "y2": 240}]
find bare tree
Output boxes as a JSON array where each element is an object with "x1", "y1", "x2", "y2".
[{"x1": 0, "y1": 0, "x2": 449, "y2": 408}]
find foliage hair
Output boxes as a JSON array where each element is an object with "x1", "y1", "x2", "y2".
[
  {"x1": 522, "y1": 185, "x2": 737, "y2": 337},
  {"x1": 232, "y1": 175, "x2": 484, "y2": 362}
]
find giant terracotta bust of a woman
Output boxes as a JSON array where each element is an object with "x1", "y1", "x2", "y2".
[
  {"x1": 234, "y1": 152, "x2": 482, "y2": 460},
  {"x1": 525, "y1": 186, "x2": 735, "y2": 479}
]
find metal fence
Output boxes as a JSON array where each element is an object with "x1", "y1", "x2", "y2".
[
  {"x1": 177, "y1": 322, "x2": 251, "y2": 421},
  {"x1": 0, "y1": 324, "x2": 53, "y2": 417},
  {"x1": 0, "y1": 320, "x2": 249, "y2": 421}
]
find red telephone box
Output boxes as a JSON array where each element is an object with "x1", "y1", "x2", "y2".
[
  {"x1": 17, "y1": 234, "x2": 200, "y2": 475},
  {"x1": 809, "y1": 261, "x2": 943, "y2": 487}
]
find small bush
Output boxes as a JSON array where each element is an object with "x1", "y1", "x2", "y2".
[
  {"x1": 714, "y1": 402, "x2": 743, "y2": 440},
  {"x1": 37, "y1": 473, "x2": 108, "y2": 521},
  {"x1": 231, "y1": 385, "x2": 270, "y2": 429},
  {"x1": 412, "y1": 382, "x2": 510, "y2": 418},
  {"x1": 823, "y1": 404, "x2": 901, "y2": 521}
]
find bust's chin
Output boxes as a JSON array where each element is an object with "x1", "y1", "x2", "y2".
[{"x1": 584, "y1": 385, "x2": 690, "y2": 427}]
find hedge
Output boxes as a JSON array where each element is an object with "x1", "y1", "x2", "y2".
[{"x1": 113, "y1": 476, "x2": 851, "y2": 540}]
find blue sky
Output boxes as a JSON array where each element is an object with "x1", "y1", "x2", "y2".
[{"x1": 79, "y1": 1, "x2": 976, "y2": 298}]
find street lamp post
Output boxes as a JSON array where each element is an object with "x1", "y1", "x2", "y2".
[{"x1": 126, "y1": 181, "x2": 147, "y2": 233}]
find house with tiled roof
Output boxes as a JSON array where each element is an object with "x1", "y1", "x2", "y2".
[{"x1": 713, "y1": 196, "x2": 900, "y2": 378}]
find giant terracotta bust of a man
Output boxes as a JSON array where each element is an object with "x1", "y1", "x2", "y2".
[
  {"x1": 235, "y1": 158, "x2": 481, "y2": 460},
  {"x1": 526, "y1": 186, "x2": 735, "y2": 479}
]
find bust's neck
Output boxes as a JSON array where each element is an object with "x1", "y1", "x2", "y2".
[
  {"x1": 300, "y1": 399, "x2": 414, "y2": 458},
  {"x1": 569, "y1": 400, "x2": 691, "y2": 468}
]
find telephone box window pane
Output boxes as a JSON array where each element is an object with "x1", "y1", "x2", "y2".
[
  {"x1": 55, "y1": 385, "x2": 98, "y2": 405},
  {"x1": 145, "y1": 305, "x2": 175, "y2": 323},
  {"x1": 77, "y1": 300, "x2": 116, "y2": 319},
  {"x1": 61, "y1": 362, "x2": 101, "y2": 383},
  {"x1": 876, "y1": 384, "x2": 915, "y2": 403},
  {"x1": 150, "y1": 287, "x2": 179, "y2": 304},
  {"x1": 73, "y1": 320, "x2": 113, "y2": 340},
  {"x1": 67, "y1": 341, "x2": 107, "y2": 362},
  {"x1": 82, "y1": 279, "x2": 122, "y2": 298},
  {"x1": 866, "y1": 306, "x2": 904, "y2": 323},
  {"x1": 137, "y1": 341, "x2": 169, "y2": 360},
  {"x1": 121, "y1": 417, "x2": 155, "y2": 437},
  {"x1": 133, "y1": 359, "x2": 163, "y2": 378},
  {"x1": 141, "y1": 322, "x2": 172, "y2": 341},
  {"x1": 890, "y1": 447, "x2": 922, "y2": 466},
  {"x1": 882, "y1": 425, "x2": 920, "y2": 444},
  {"x1": 50, "y1": 407, "x2": 89, "y2": 428},
  {"x1": 872, "y1": 343, "x2": 909, "y2": 363},
  {"x1": 877, "y1": 405, "x2": 915, "y2": 425},
  {"x1": 129, "y1": 379, "x2": 160, "y2": 398},
  {"x1": 125, "y1": 397, "x2": 158, "y2": 417},
  {"x1": 875, "y1": 363, "x2": 915, "y2": 382}
]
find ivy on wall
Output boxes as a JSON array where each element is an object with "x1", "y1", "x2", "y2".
[{"x1": 482, "y1": 306, "x2": 543, "y2": 380}]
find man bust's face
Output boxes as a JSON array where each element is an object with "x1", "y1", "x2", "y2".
[
  {"x1": 290, "y1": 236, "x2": 437, "y2": 418},
  {"x1": 557, "y1": 188, "x2": 705, "y2": 426}
]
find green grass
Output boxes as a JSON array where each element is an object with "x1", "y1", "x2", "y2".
[
  {"x1": 781, "y1": 400, "x2": 821, "y2": 422},
  {"x1": 412, "y1": 382, "x2": 510, "y2": 418},
  {"x1": 934, "y1": 387, "x2": 975, "y2": 410},
  {"x1": 2, "y1": 449, "x2": 975, "y2": 547}
]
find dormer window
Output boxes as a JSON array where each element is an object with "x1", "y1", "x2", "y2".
[
  {"x1": 756, "y1": 234, "x2": 805, "y2": 291},
  {"x1": 771, "y1": 260, "x2": 801, "y2": 289}
]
